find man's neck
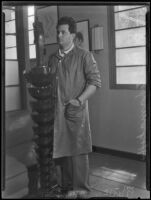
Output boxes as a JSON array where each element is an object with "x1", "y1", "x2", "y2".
[
  {"x1": 61, "y1": 42, "x2": 74, "y2": 53},
  {"x1": 59, "y1": 43, "x2": 74, "y2": 56}
]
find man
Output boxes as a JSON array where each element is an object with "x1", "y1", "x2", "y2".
[{"x1": 48, "y1": 16, "x2": 101, "y2": 198}]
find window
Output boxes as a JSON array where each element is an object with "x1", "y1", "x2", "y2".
[
  {"x1": 109, "y1": 5, "x2": 148, "y2": 89},
  {"x1": 3, "y1": 6, "x2": 21, "y2": 111},
  {"x1": 27, "y1": 6, "x2": 36, "y2": 59}
]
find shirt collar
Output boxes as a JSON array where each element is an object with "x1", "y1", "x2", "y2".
[{"x1": 59, "y1": 43, "x2": 74, "y2": 57}]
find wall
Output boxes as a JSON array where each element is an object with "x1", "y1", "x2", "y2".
[
  {"x1": 3, "y1": 110, "x2": 36, "y2": 198},
  {"x1": 54, "y1": 5, "x2": 145, "y2": 154}
]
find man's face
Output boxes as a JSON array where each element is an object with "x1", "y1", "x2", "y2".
[{"x1": 57, "y1": 24, "x2": 75, "y2": 49}]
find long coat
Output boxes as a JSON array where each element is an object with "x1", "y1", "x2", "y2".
[{"x1": 48, "y1": 46, "x2": 101, "y2": 159}]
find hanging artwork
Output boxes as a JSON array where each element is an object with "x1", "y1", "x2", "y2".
[
  {"x1": 76, "y1": 20, "x2": 90, "y2": 51},
  {"x1": 37, "y1": 6, "x2": 58, "y2": 45}
]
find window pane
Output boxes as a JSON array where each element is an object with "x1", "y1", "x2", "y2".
[
  {"x1": 29, "y1": 45, "x2": 36, "y2": 58},
  {"x1": 28, "y1": 16, "x2": 35, "y2": 30},
  {"x1": 5, "y1": 20, "x2": 16, "y2": 33},
  {"x1": 5, "y1": 35, "x2": 16, "y2": 48},
  {"x1": 3, "y1": 9, "x2": 15, "y2": 21},
  {"x1": 115, "y1": 27, "x2": 146, "y2": 48},
  {"x1": 5, "y1": 61, "x2": 19, "y2": 85},
  {"x1": 28, "y1": 30, "x2": 34, "y2": 44},
  {"x1": 28, "y1": 6, "x2": 35, "y2": 16},
  {"x1": 116, "y1": 47, "x2": 146, "y2": 66},
  {"x1": 114, "y1": 6, "x2": 143, "y2": 12},
  {"x1": 116, "y1": 66, "x2": 146, "y2": 84},
  {"x1": 5, "y1": 47, "x2": 17, "y2": 59},
  {"x1": 115, "y1": 7, "x2": 147, "y2": 29},
  {"x1": 5, "y1": 86, "x2": 21, "y2": 111}
]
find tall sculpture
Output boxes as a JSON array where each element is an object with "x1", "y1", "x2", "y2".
[{"x1": 23, "y1": 15, "x2": 58, "y2": 198}]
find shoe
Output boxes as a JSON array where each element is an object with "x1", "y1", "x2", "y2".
[
  {"x1": 66, "y1": 190, "x2": 89, "y2": 199},
  {"x1": 65, "y1": 191, "x2": 78, "y2": 199},
  {"x1": 76, "y1": 190, "x2": 89, "y2": 198}
]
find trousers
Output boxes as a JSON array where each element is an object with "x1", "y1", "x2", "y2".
[{"x1": 54, "y1": 154, "x2": 90, "y2": 191}]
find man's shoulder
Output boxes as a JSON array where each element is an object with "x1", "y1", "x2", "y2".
[
  {"x1": 75, "y1": 46, "x2": 96, "y2": 64},
  {"x1": 74, "y1": 45, "x2": 91, "y2": 56}
]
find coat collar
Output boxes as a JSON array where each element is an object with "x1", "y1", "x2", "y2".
[
  {"x1": 59, "y1": 43, "x2": 75, "y2": 56},
  {"x1": 55, "y1": 45, "x2": 78, "y2": 61}
]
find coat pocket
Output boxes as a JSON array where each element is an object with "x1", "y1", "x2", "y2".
[{"x1": 64, "y1": 103, "x2": 84, "y2": 122}]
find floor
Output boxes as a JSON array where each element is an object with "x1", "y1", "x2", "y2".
[
  {"x1": 3, "y1": 152, "x2": 150, "y2": 199},
  {"x1": 88, "y1": 152, "x2": 150, "y2": 198}
]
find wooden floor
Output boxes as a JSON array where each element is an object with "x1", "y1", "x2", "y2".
[
  {"x1": 3, "y1": 152, "x2": 150, "y2": 199},
  {"x1": 88, "y1": 152, "x2": 150, "y2": 198}
]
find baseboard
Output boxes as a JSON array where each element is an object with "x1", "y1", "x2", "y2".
[
  {"x1": 2, "y1": 187, "x2": 28, "y2": 199},
  {"x1": 92, "y1": 146, "x2": 146, "y2": 162}
]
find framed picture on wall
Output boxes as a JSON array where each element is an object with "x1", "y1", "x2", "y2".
[
  {"x1": 76, "y1": 20, "x2": 90, "y2": 51},
  {"x1": 37, "y1": 6, "x2": 58, "y2": 45}
]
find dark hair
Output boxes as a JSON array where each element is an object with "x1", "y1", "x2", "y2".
[
  {"x1": 75, "y1": 32, "x2": 84, "y2": 42},
  {"x1": 56, "y1": 16, "x2": 77, "y2": 33}
]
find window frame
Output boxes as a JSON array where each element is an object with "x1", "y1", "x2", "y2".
[
  {"x1": 3, "y1": 6, "x2": 22, "y2": 111},
  {"x1": 3, "y1": 5, "x2": 29, "y2": 112},
  {"x1": 108, "y1": 6, "x2": 147, "y2": 90},
  {"x1": 15, "y1": 6, "x2": 28, "y2": 109},
  {"x1": 27, "y1": 6, "x2": 36, "y2": 60}
]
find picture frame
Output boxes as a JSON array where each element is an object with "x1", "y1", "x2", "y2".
[
  {"x1": 76, "y1": 20, "x2": 90, "y2": 51},
  {"x1": 37, "y1": 6, "x2": 58, "y2": 45}
]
